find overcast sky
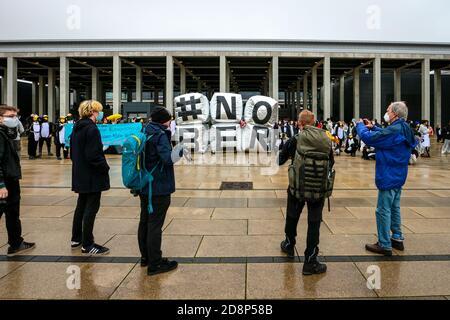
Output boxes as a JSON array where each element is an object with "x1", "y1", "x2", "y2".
[{"x1": 0, "y1": 0, "x2": 449, "y2": 43}]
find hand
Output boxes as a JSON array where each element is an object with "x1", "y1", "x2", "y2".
[
  {"x1": 182, "y1": 146, "x2": 193, "y2": 162},
  {"x1": 0, "y1": 188, "x2": 8, "y2": 199},
  {"x1": 362, "y1": 118, "x2": 373, "y2": 129}
]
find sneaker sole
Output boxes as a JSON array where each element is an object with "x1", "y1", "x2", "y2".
[
  {"x1": 365, "y1": 247, "x2": 393, "y2": 256},
  {"x1": 148, "y1": 265, "x2": 178, "y2": 276},
  {"x1": 7, "y1": 244, "x2": 36, "y2": 256},
  {"x1": 302, "y1": 269, "x2": 327, "y2": 276},
  {"x1": 81, "y1": 249, "x2": 110, "y2": 255}
]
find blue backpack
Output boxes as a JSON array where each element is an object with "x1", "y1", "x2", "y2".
[{"x1": 122, "y1": 131, "x2": 160, "y2": 213}]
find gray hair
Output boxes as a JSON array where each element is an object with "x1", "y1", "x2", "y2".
[{"x1": 390, "y1": 101, "x2": 408, "y2": 120}]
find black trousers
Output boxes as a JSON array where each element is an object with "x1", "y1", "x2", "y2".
[
  {"x1": 2, "y1": 179, "x2": 24, "y2": 248},
  {"x1": 284, "y1": 190, "x2": 324, "y2": 260},
  {"x1": 138, "y1": 194, "x2": 171, "y2": 267},
  {"x1": 55, "y1": 142, "x2": 68, "y2": 159},
  {"x1": 71, "y1": 192, "x2": 101, "y2": 247},
  {"x1": 27, "y1": 133, "x2": 38, "y2": 157},
  {"x1": 38, "y1": 137, "x2": 52, "y2": 155}
]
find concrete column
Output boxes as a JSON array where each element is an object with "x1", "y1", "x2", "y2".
[
  {"x1": 136, "y1": 66, "x2": 143, "y2": 102},
  {"x1": 268, "y1": 66, "x2": 273, "y2": 97},
  {"x1": 323, "y1": 56, "x2": 331, "y2": 120},
  {"x1": 225, "y1": 65, "x2": 230, "y2": 92},
  {"x1": 154, "y1": 90, "x2": 159, "y2": 104},
  {"x1": 98, "y1": 81, "x2": 104, "y2": 105},
  {"x1": 394, "y1": 68, "x2": 401, "y2": 101},
  {"x1": 373, "y1": 57, "x2": 382, "y2": 121},
  {"x1": 179, "y1": 66, "x2": 186, "y2": 95},
  {"x1": 113, "y1": 55, "x2": 122, "y2": 114},
  {"x1": 91, "y1": 67, "x2": 99, "y2": 101},
  {"x1": 55, "y1": 85, "x2": 59, "y2": 116},
  {"x1": 1, "y1": 71, "x2": 7, "y2": 104},
  {"x1": 220, "y1": 55, "x2": 227, "y2": 92},
  {"x1": 271, "y1": 56, "x2": 279, "y2": 101},
  {"x1": 6, "y1": 57, "x2": 17, "y2": 106},
  {"x1": 353, "y1": 67, "x2": 360, "y2": 119},
  {"x1": 339, "y1": 75, "x2": 345, "y2": 121},
  {"x1": 312, "y1": 66, "x2": 318, "y2": 115},
  {"x1": 31, "y1": 82, "x2": 37, "y2": 114},
  {"x1": 421, "y1": 58, "x2": 431, "y2": 121},
  {"x1": 434, "y1": 69, "x2": 442, "y2": 127},
  {"x1": 48, "y1": 69, "x2": 55, "y2": 122},
  {"x1": 296, "y1": 80, "x2": 301, "y2": 109},
  {"x1": 303, "y1": 73, "x2": 308, "y2": 109},
  {"x1": 59, "y1": 56, "x2": 70, "y2": 117},
  {"x1": 38, "y1": 76, "x2": 45, "y2": 115},
  {"x1": 165, "y1": 55, "x2": 174, "y2": 113}
]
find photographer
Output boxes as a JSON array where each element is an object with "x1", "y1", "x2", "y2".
[{"x1": 0, "y1": 105, "x2": 35, "y2": 255}]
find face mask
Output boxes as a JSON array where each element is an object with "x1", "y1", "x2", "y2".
[
  {"x1": 2, "y1": 117, "x2": 19, "y2": 128},
  {"x1": 383, "y1": 113, "x2": 390, "y2": 123},
  {"x1": 96, "y1": 111, "x2": 104, "y2": 121}
]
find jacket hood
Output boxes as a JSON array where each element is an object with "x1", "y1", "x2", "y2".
[
  {"x1": 147, "y1": 122, "x2": 169, "y2": 134},
  {"x1": 394, "y1": 119, "x2": 417, "y2": 148},
  {"x1": 73, "y1": 118, "x2": 95, "y2": 132}
]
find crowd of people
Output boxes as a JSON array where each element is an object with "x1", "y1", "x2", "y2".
[{"x1": 276, "y1": 116, "x2": 446, "y2": 163}]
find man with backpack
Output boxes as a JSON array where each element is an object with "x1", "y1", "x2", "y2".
[
  {"x1": 279, "y1": 110, "x2": 335, "y2": 275},
  {"x1": 135, "y1": 107, "x2": 185, "y2": 276}
]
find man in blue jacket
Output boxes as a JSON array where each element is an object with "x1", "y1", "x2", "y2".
[{"x1": 356, "y1": 102, "x2": 417, "y2": 256}]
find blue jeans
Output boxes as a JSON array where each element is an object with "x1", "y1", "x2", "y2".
[{"x1": 375, "y1": 189, "x2": 404, "y2": 250}]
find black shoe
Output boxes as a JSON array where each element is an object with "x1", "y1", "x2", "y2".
[
  {"x1": 391, "y1": 239, "x2": 405, "y2": 251},
  {"x1": 71, "y1": 241, "x2": 82, "y2": 249},
  {"x1": 302, "y1": 260, "x2": 327, "y2": 276},
  {"x1": 140, "y1": 257, "x2": 148, "y2": 267},
  {"x1": 81, "y1": 244, "x2": 110, "y2": 255},
  {"x1": 57, "y1": 157, "x2": 62, "y2": 160},
  {"x1": 280, "y1": 239, "x2": 295, "y2": 259},
  {"x1": 28, "y1": 156, "x2": 35, "y2": 160},
  {"x1": 365, "y1": 242, "x2": 392, "y2": 256},
  {"x1": 148, "y1": 258, "x2": 178, "y2": 276},
  {"x1": 7, "y1": 241, "x2": 36, "y2": 256}
]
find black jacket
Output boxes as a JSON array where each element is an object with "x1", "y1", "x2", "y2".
[
  {"x1": 70, "y1": 119, "x2": 110, "y2": 193},
  {"x1": 443, "y1": 126, "x2": 450, "y2": 140},
  {"x1": 0, "y1": 125, "x2": 21, "y2": 186}
]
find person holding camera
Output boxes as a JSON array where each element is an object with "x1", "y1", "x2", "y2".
[
  {"x1": 0, "y1": 105, "x2": 36, "y2": 255},
  {"x1": 356, "y1": 102, "x2": 416, "y2": 256}
]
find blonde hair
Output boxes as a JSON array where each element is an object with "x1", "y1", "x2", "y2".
[
  {"x1": 78, "y1": 100, "x2": 103, "y2": 119},
  {"x1": 298, "y1": 110, "x2": 315, "y2": 126}
]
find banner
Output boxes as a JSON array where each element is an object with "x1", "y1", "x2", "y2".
[{"x1": 64, "y1": 123, "x2": 143, "y2": 147}]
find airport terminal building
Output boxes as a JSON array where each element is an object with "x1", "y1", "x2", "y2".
[{"x1": 1, "y1": 1, "x2": 449, "y2": 125}]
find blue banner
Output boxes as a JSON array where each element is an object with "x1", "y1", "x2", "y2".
[{"x1": 64, "y1": 123, "x2": 143, "y2": 147}]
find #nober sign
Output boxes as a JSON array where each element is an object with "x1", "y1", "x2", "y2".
[{"x1": 174, "y1": 93, "x2": 278, "y2": 153}]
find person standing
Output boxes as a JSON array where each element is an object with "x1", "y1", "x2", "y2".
[
  {"x1": 356, "y1": 102, "x2": 416, "y2": 255},
  {"x1": 279, "y1": 110, "x2": 334, "y2": 275},
  {"x1": 442, "y1": 121, "x2": 450, "y2": 155},
  {"x1": 0, "y1": 105, "x2": 36, "y2": 255},
  {"x1": 436, "y1": 125, "x2": 442, "y2": 143},
  {"x1": 55, "y1": 116, "x2": 68, "y2": 160},
  {"x1": 38, "y1": 115, "x2": 53, "y2": 157},
  {"x1": 138, "y1": 106, "x2": 183, "y2": 276},
  {"x1": 27, "y1": 115, "x2": 40, "y2": 160},
  {"x1": 70, "y1": 100, "x2": 110, "y2": 255},
  {"x1": 419, "y1": 121, "x2": 431, "y2": 157}
]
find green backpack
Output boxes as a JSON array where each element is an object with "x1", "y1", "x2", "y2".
[{"x1": 288, "y1": 126, "x2": 335, "y2": 203}]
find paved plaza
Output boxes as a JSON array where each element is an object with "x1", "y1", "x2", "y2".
[{"x1": 0, "y1": 140, "x2": 449, "y2": 300}]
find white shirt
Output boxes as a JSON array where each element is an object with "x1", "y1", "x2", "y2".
[
  {"x1": 33, "y1": 122, "x2": 41, "y2": 142},
  {"x1": 41, "y1": 122, "x2": 50, "y2": 138}
]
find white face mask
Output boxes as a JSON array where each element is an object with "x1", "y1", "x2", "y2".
[
  {"x1": 2, "y1": 116, "x2": 19, "y2": 128},
  {"x1": 383, "y1": 113, "x2": 390, "y2": 123}
]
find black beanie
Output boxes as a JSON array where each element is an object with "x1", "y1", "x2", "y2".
[{"x1": 151, "y1": 107, "x2": 172, "y2": 124}]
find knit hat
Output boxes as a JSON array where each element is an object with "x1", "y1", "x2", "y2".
[{"x1": 151, "y1": 107, "x2": 172, "y2": 124}]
